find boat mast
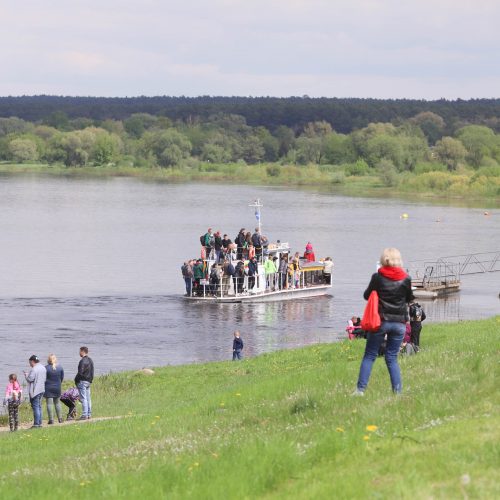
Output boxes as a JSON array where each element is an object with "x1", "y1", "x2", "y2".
[{"x1": 249, "y1": 198, "x2": 263, "y2": 234}]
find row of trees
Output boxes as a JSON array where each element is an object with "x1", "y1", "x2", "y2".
[
  {"x1": 0, "y1": 111, "x2": 499, "y2": 173},
  {"x1": 1, "y1": 96, "x2": 500, "y2": 135}
]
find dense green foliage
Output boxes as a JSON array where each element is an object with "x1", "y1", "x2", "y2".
[
  {"x1": 1, "y1": 96, "x2": 500, "y2": 134},
  {"x1": 0, "y1": 317, "x2": 498, "y2": 498},
  {"x1": 1, "y1": 104, "x2": 500, "y2": 198}
]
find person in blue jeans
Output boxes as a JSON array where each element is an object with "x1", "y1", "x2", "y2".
[
  {"x1": 24, "y1": 354, "x2": 47, "y2": 428},
  {"x1": 75, "y1": 346, "x2": 94, "y2": 420},
  {"x1": 355, "y1": 248, "x2": 413, "y2": 395}
]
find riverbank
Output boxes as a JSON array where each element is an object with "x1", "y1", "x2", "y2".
[
  {"x1": 1, "y1": 162, "x2": 499, "y2": 207},
  {"x1": 0, "y1": 317, "x2": 498, "y2": 498}
]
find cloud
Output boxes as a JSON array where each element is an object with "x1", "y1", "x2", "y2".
[{"x1": 0, "y1": 0, "x2": 498, "y2": 98}]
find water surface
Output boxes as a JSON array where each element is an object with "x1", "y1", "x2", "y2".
[{"x1": 0, "y1": 176, "x2": 498, "y2": 383}]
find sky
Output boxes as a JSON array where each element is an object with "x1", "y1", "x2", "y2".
[{"x1": 1, "y1": 0, "x2": 499, "y2": 99}]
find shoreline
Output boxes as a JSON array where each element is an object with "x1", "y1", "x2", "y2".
[{"x1": 1, "y1": 163, "x2": 499, "y2": 208}]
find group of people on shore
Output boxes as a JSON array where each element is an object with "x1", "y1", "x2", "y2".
[
  {"x1": 3, "y1": 347, "x2": 94, "y2": 431},
  {"x1": 346, "y1": 299, "x2": 426, "y2": 356}
]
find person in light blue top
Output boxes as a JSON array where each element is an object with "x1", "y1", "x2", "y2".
[
  {"x1": 24, "y1": 354, "x2": 47, "y2": 428},
  {"x1": 45, "y1": 353, "x2": 64, "y2": 424}
]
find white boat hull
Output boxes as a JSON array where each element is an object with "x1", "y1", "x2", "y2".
[{"x1": 184, "y1": 285, "x2": 332, "y2": 303}]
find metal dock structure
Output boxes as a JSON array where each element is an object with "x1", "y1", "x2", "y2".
[{"x1": 408, "y1": 251, "x2": 500, "y2": 299}]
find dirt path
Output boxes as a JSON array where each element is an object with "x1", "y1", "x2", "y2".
[{"x1": 0, "y1": 415, "x2": 126, "y2": 433}]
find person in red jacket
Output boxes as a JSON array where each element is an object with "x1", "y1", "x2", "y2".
[
  {"x1": 354, "y1": 248, "x2": 413, "y2": 396},
  {"x1": 304, "y1": 242, "x2": 316, "y2": 262}
]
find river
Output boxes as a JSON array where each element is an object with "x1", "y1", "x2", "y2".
[{"x1": 0, "y1": 176, "x2": 498, "y2": 383}]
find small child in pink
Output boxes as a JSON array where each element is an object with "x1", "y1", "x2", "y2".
[{"x1": 4, "y1": 374, "x2": 22, "y2": 431}]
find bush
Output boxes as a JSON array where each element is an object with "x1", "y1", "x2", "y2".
[
  {"x1": 418, "y1": 171, "x2": 454, "y2": 190},
  {"x1": 266, "y1": 164, "x2": 281, "y2": 177},
  {"x1": 377, "y1": 159, "x2": 398, "y2": 187},
  {"x1": 473, "y1": 165, "x2": 500, "y2": 177},
  {"x1": 414, "y1": 161, "x2": 447, "y2": 174},
  {"x1": 331, "y1": 171, "x2": 345, "y2": 184},
  {"x1": 345, "y1": 159, "x2": 370, "y2": 176}
]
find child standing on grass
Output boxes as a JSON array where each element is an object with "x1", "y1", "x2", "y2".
[
  {"x1": 4, "y1": 374, "x2": 22, "y2": 432},
  {"x1": 232, "y1": 330, "x2": 244, "y2": 361}
]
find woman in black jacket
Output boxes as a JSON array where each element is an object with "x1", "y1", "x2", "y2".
[{"x1": 355, "y1": 248, "x2": 413, "y2": 395}]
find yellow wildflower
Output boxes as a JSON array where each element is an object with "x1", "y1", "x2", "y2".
[
  {"x1": 363, "y1": 435, "x2": 370, "y2": 441},
  {"x1": 366, "y1": 425, "x2": 378, "y2": 432},
  {"x1": 336, "y1": 427, "x2": 345, "y2": 433}
]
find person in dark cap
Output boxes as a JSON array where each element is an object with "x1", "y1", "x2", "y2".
[{"x1": 24, "y1": 354, "x2": 47, "y2": 428}]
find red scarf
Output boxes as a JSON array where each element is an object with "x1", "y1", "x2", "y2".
[{"x1": 378, "y1": 266, "x2": 407, "y2": 281}]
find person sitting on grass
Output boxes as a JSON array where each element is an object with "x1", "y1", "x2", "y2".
[
  {"x1": 346, "y1": 316, "x2": 365, "y2": 340},
  {"x1": 400, "y1": 322, "x2": 418, "y2": 355}
]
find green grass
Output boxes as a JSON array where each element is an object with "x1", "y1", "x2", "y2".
[{"x1": 0, "y1": 317, "x2": 498, "y2": 498}]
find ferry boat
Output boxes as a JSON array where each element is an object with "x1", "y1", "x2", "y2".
[{"x1": 183, "y1": 200, "x2": 333, "y2": 302}]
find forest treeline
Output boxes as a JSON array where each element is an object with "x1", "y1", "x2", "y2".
[
  {"x1": 1, "y1": 96, "x2": 500, "y2": 134},
  {"x1": 1, "y1": 99, "x2": 499, "y2": 197}
]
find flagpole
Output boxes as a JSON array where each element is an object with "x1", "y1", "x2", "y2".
[{"x1": 249, "y1": 198, "x2": 263, "y2": 234}]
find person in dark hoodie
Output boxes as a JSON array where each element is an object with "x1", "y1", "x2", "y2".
[
  {"x1": 354, "y1": 248, "x2": 412, "y2": 395},
  {"x1": 247, "y1": 256, "x2": 258, "y2": 291},
  {"x1": 235, "y1": 229, "x2": 246, "y2": 261},
  {"x1": 232, "y1": 331, "x2": 244, "y2": 360},
  {"x1": 75, "y1": 346, "x2": 94, "y2": 420}
]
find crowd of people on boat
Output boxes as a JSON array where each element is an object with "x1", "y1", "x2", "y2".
[
  {"x1": 3, "y1": 347, "x2": 94, "y2": 431},
  {"x1": 181, "y1": 227, "x2": 333, "y2": 297},
  {"x1": 199, "y1": 227, "x2": 271, "y2": 262}
]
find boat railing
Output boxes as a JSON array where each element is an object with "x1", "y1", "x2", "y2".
[{"x1": 186, "y1": 266, "x2": 330, "y2": 299}]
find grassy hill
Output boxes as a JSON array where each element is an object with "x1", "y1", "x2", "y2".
[{"x1": 0, "y1": 317, "x2": 498, "y2": 499}]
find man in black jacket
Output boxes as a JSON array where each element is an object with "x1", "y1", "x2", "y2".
[{"x1": 75, "y1": 346, "x2": 94, "y2": 420}]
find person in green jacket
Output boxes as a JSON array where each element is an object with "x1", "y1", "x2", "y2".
[
  {"x1": 264, "y1": 255, "x2": 278, "y2": 290},
  {"x1": 193, "y1": 259, "x2": 205, "y2": 296}
]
